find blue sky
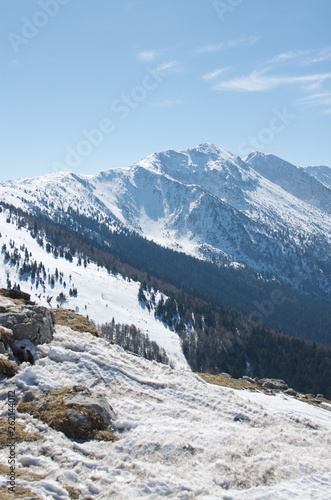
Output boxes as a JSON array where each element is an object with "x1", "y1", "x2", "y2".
[{"x1": 1, "y1": 0, "x2": 331, "y2": 181}]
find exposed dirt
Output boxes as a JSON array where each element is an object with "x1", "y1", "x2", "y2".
[
  {"x1": 52, "y1": 308, "x2": 100, "y2": 337},
  {"x1": 197, "y1": 373, "x2": 331, "y2": 408},
  {"x1": 0, "y1": 419, "x2": 41, "y2": 450}
]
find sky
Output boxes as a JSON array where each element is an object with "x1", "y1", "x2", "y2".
[{"x1": 0, "y1": 0, "x2": 331, "y2": 182}]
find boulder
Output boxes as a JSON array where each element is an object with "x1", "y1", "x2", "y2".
[
  {"x1": 63, "y1": 384, "x2": 116, "y2": 425},
  {"x1": 18, "y1": 385, "x2": 117, "y2": 442},
  {"x1": 259, "y1": 378, "x2": 288, "y2": 391},
  {"x1": 0, "y1": 303, "x2": 54, "y2": 345},
  {"x1": 284, "y1": 388, "x2": 297, "y2": 396}
]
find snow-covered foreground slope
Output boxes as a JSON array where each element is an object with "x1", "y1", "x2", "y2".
[
  {"x1": 1, "y1": 325, "x2": 331, "y2": 499},
  {"x1": 0, "y1": 211, "x2": 188, "y2": 370}
]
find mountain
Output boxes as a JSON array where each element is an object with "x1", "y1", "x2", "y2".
[
  {"x1": 1, "y1": 146, "x2": 331, "y2": 498},
  {"x1": 0, "y1": 143, "x2": 330, "y2": 300},
  {"x1": 306, "y1": 165, "x2": 331, "y2": 189},
  {"x1": 245, "y1": 152, "x2": 331, "y2": 213}
]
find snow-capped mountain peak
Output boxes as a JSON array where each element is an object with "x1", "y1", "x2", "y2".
[
  {"x1": 245, "y1": 151, "x2": 331, "y2": 213},
  {"x1": 0, "y1": 144, "x2": 330, "y2": 298},
  {"x1": 306, "y1": 164, "x2": 331, "y2": 189}
]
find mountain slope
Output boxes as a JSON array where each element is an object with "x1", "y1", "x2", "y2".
[
  {"x1": 0, "y1": 209, "x2": 188, "y2": 369},
  {"x1": 306, "y1": 165, "x2": 331, "y2": 189},
  {"x1": 245, "y1": 152, "x2": 331, "y2": 213},
  {"x1": 1, "y1": 315, "x2": 331, "y2": 499},
  {"x1": 1, "y1": 203, "x2": 331, "y2": 394}
]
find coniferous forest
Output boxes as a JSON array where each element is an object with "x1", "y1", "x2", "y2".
[{"x1": 1, "y1": 202, "x2": 331, "y2": 398}]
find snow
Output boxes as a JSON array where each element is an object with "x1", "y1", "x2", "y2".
[
  {"x1": 0, "y1": 211, "x2": 188, "y2": 370},
  {"x1": 1, "y1": 325, "x2": 331, "y2": 499},
  {"x1": 0, "y1": 143, "x2": 330, "y2": 296}
]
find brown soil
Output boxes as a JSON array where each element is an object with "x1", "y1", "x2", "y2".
[
  {"x1": 0, "y1": 464, "x2": 45, "y2": 482},
  {"x1": 0, "y1": 288, "x2": 36, "y2": 306},
  {"x1": 52, "y1": 309, "x2": 100, "y2": 337},
  {"x1": 0, "y1": 357, "x2": 18, "y2": 378},
  {"x1": 0, "y1": 486, "x2": 41, "y2": 499},
  {"x1": 196, "y1": 373, "x2": 331, "y2": 407},
  {"x1": 0, "y1": 419, "x2": 41, "y2": 450}
]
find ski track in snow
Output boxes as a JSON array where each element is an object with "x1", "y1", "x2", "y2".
[{"x1": 0, "y1": 326, "x2": 331, "y2": 499}]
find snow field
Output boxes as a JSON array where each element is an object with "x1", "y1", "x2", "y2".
[
  {"x1": 0, "y1": 325, "x2": 331, "y2": 499},
  {"x1": 0, "y1": 211, "x2": 188, "y2": 369}
]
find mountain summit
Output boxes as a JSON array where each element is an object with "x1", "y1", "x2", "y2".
[{"x1": 0, "y1": 144, "x2": 330, "y2": 298}]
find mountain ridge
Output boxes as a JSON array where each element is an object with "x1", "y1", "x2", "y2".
[{"x1": 1, "y1": 143, "x2": 330, "y2": 300}]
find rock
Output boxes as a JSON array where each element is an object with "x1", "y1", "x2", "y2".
[
  {"x1": 284, "y1": 388, "x2": 297, "y2": 396},
  {"x1": 0, "y1": 303, "x2": 54, "y2": 346},
  {"x1": 259, "y1": 378, "x2": 288, "y2": 391},
  {"x1": 12, "y1": 339, "x2": 36, "y2": 364},
  {"x1": 242, "y1": 376, "x2": 255, "y2": 384},
  {"x1": 63, "y1": 384, "x2": 116, "y2": 425},
  {"x1": 18, "y1": 385, "x2": 118, "y2": 442},
  {"x1": 233, "y1": 413, "x2": 251, "y2": 422}
]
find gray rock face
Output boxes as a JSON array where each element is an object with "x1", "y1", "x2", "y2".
[
  {"x1": 259, "y1": 378, "x2": 288, "y2": 391},
  {"x1": 63, "y1": 385, "x2": 116, "y2": 425},
  {"x1": 0, "y1": 303, "x2": 54, "y2": 345},
  {"x1": 284, "y1": 388, "x2": 297, "y2": 396}
]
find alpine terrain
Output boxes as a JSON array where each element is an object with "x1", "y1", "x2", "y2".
[
  {"x1": 0, "y1": 144, "x2": 331, "y2": 498},
  {"x1": 0, "y1": 143, "x2": 330, "y2": 300}
]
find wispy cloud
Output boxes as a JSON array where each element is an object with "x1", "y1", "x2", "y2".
[
  {"x1": 198, "y1": 35, "x2": 259, "y2": 54},
  {"x1": 269, "y1": 47, "x2": 331, "y2": 67},
  {"x1": 150, "y1": 99, "x2": 182, "y2": 108},
  {"x1": 300, "y1": 92, "x2": 331, "y2": 114},
  {"x1": 138, "y1": 50, "x2": 156, "y2": 62},
  {"x1": 213, "y1": 69, "x2": 331, "y2": 92},
  {"x1": 302, "y1": 47, "x2": 331, "y2": 66},
  {"x1": 269, "y1": 50, "x2": 309, "y2": 64},
  {"x1": 203, "y1": 67, "x2": 229, "y2": 81},
  {"x1": 154, "y1": 61, "x2": 180, "y2": 74}
]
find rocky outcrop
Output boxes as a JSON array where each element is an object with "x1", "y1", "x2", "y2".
[
  {"x1": 0, "y1": 292, "x2": 55, "y2": 371},
  {"x1": 18, "y1": 385, "x2": 118, "y2": 442},
  {"x1": 258, "y1": 378, "x2": 288, "y2": 391},
  {"x1": 0, "y1": 302, "x2": 54, "y2": 345}
]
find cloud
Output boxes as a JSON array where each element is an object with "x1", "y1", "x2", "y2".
[
  {"x1": 270, "y1": 47, "x2": 331, "y2": 67},
  {"x1": 213, "y1": 69, "x2": 331, "y2": 92},
  {"x1": 302, "y1": 47, "x2": 331, "y2": 66},
  {"x1": 269, "y1": 50, "x2": 309, "y2": 64},
  {"x1": 154, "y1": 61, "x2": 180, "y2": 74},
  {"x1": 198, "y1": 35, "x2": 259, "y2": 54},
  {"x1": 138, "y1": 50, "x2": 156, "y2": 62},
  {"x1": 203, "y1": 67, "x2": 229, "y2": 81},
  {"x1": 300, "y1": 92, "x2": 331, "y2": 114}
]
